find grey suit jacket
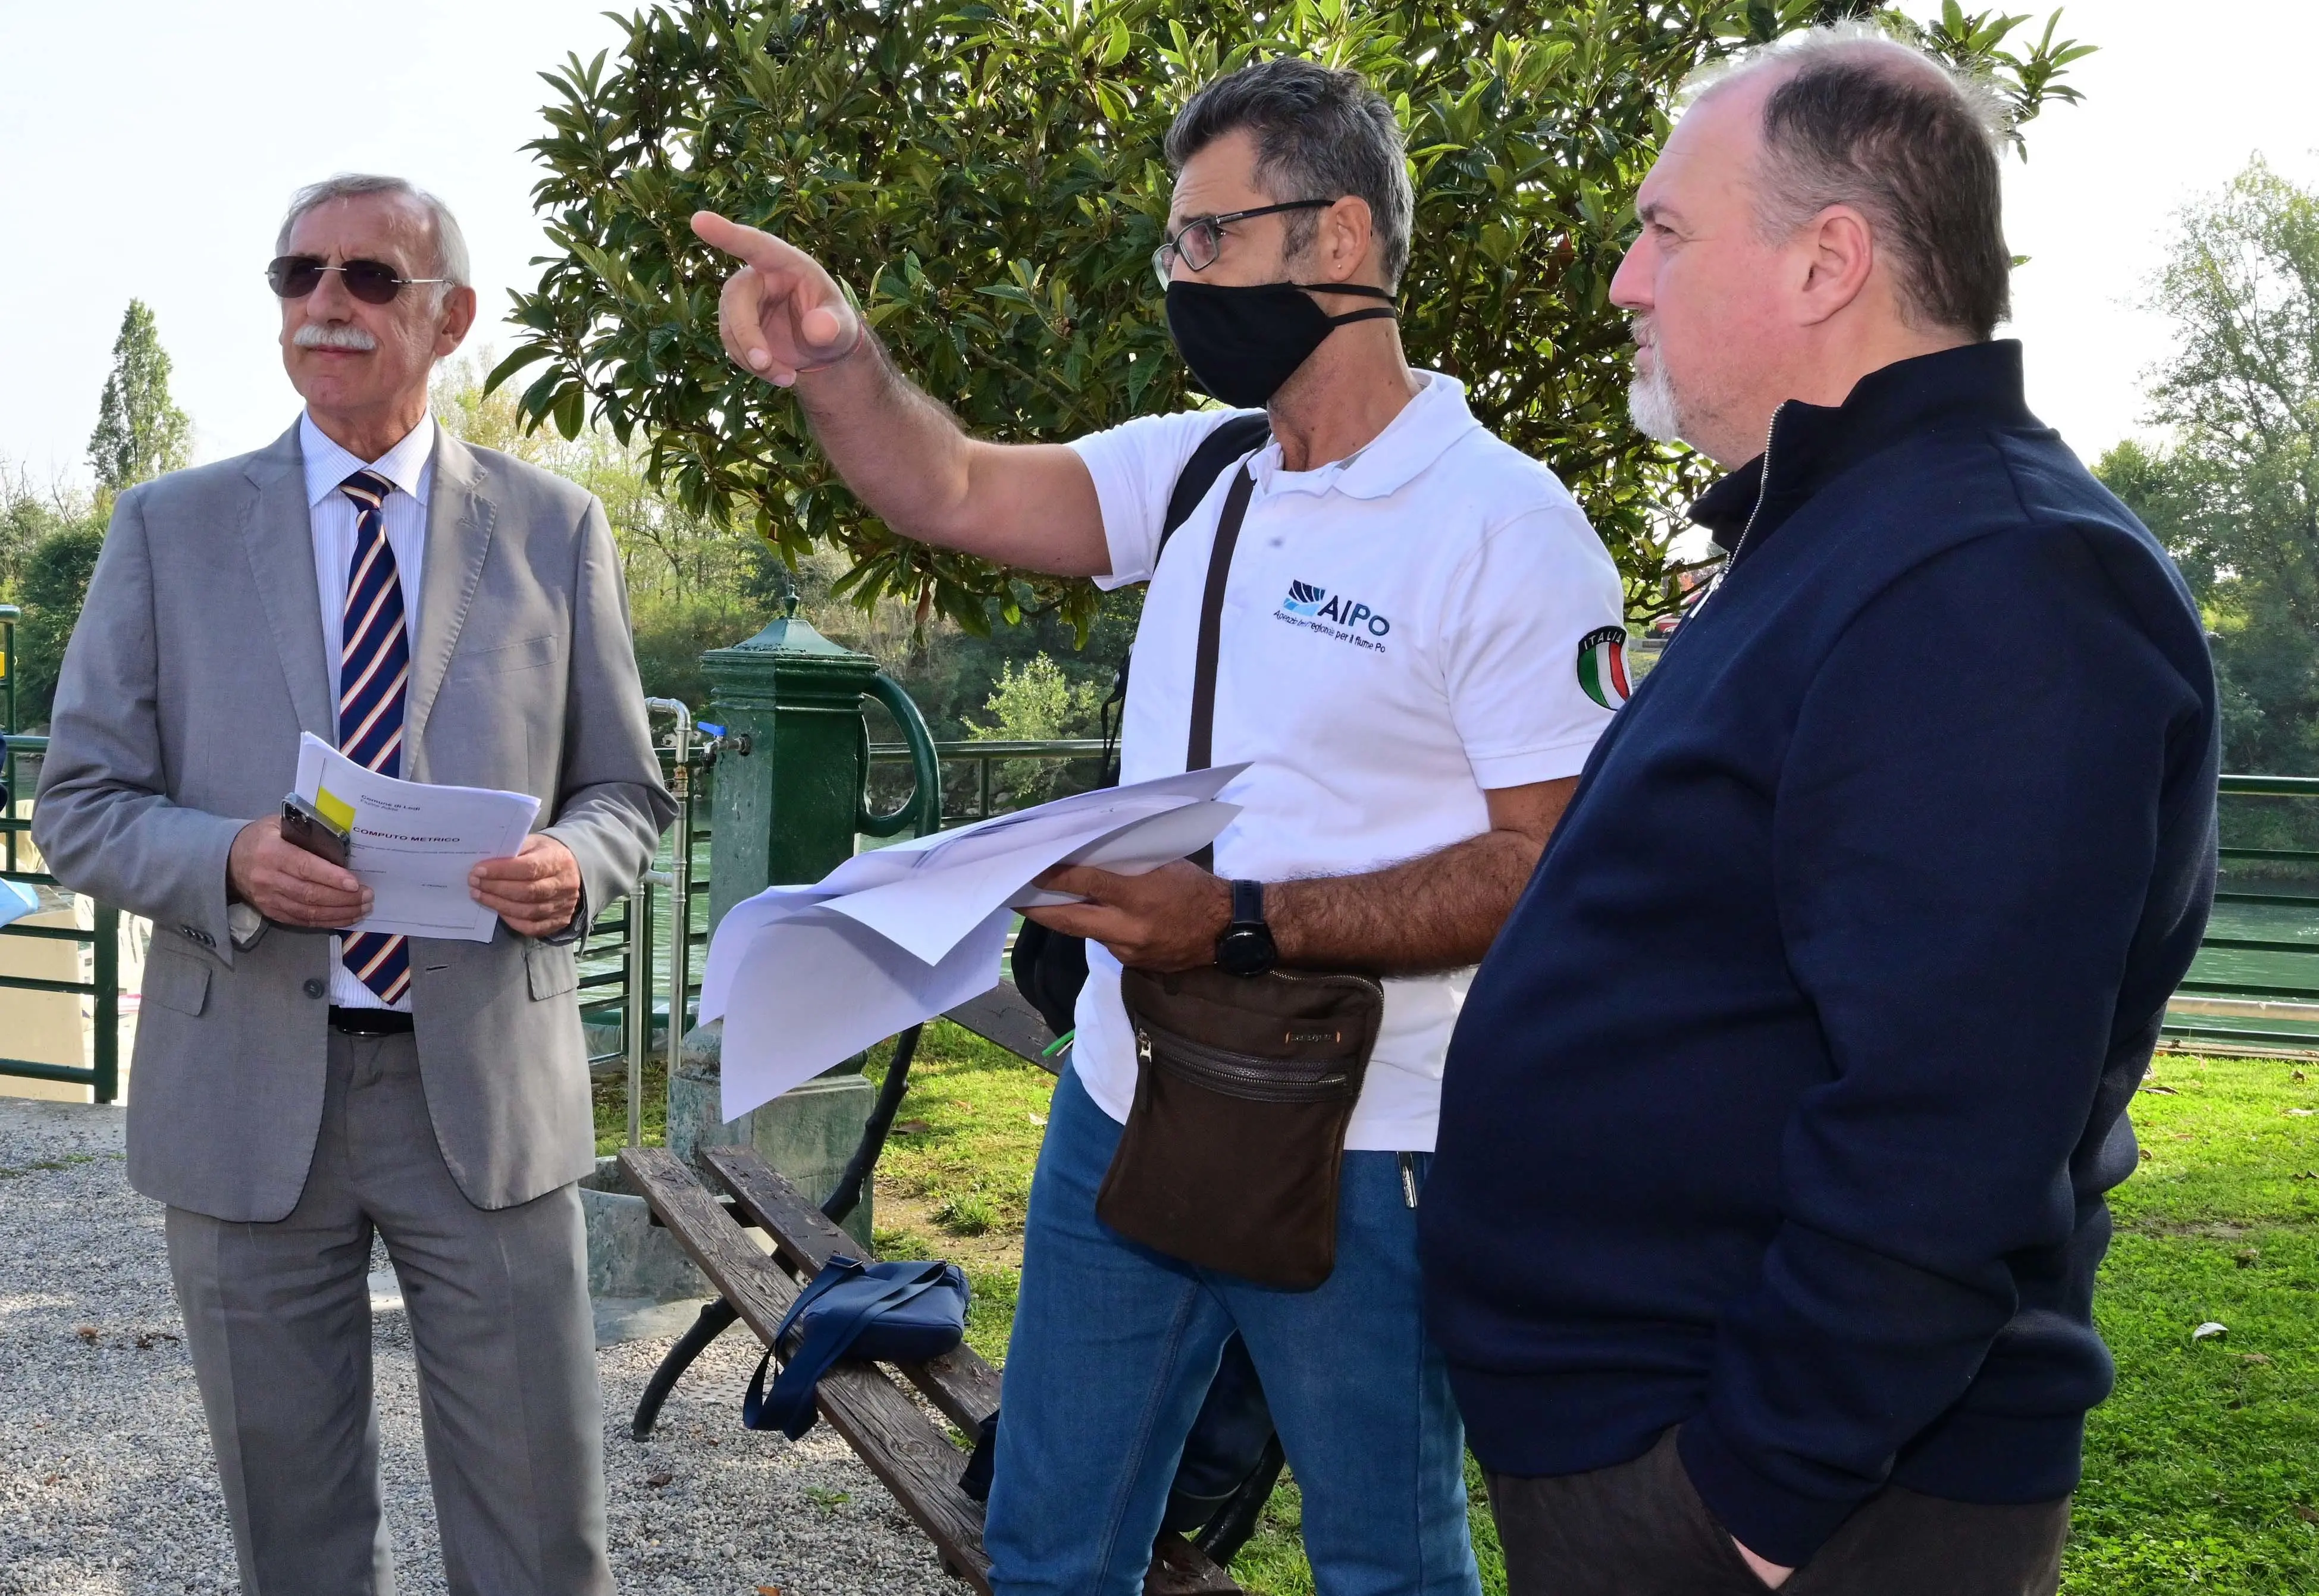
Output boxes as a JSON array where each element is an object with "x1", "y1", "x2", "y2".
[{"x1": 34, "y1": 422, "x2": 676, "y2": 1221}]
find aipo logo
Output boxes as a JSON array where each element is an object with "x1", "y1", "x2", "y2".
[{"x1": 1278, "y1": 579, "x2": 1392, "y2": 644}]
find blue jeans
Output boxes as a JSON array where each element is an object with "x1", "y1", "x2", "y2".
[{"x1": 985, "y1": 1065, "x2": 1483, "y2": 1596}]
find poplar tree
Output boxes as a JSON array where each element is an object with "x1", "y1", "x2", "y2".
[{"x1": 86, "y1": 299, "x2": 192, "y2": 494}]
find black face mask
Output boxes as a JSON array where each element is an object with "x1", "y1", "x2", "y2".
[{"x1": 1164, "y1": 280, "x2": 1397, "y2": 408}]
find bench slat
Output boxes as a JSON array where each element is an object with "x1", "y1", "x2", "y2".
[
  {"x1": 618, "y1": 1146, "x2": 995, "y2": 1592},
  {"x1": 698, "y1": 1144, "x2": 1243, "y2": 1596},
  {"x1": 942, "y1": 980, "x2": 1061, "y2": 1073}
]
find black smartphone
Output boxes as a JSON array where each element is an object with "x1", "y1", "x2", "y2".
[{"x1": 281, "y1": 794, "x2": 352, "y2": 869}]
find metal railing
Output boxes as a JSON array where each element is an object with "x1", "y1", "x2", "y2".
[
  {"x1": 2161, "y1": 772, "x2": 2319, "y2": 1055},
  {"x1": 2, "y1": 603, "x2": 126, "y2": 1102},
  {"x1": 14, "y1": 652, "x2": 2319, "y2": 1104},
  {"x1": 578, "y1": 721, "x2": 712, "y2": 1112},
  {"x1": 870, "y1": 737, "x2": 1108, "y2": 827}
]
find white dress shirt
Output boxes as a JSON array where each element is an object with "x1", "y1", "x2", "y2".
[{"x1": 299, "y1": 411, "x2": 436, "y2": 1010}]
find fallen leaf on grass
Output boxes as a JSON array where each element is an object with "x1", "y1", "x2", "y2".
[
  {"x1": 2193, "y1": 1322, "x2": 2228, "y2": 1341},
  {"x1": 2293, "y1": 1070, "x2": 2308, "y2": 1083},
  {"x1": 2240, "y1": 1353, "x2": 2273, "y2": 1366},
  {"x1": 896, "y1": 1120, "x2": 931, "y2": 1136},
  {"x1": 2296, "y1": 1505, "x2": 2319, "y2": 1525},
  {"x1": 644, "y1": 1471, "x2": 673, "y2": 1489},
  {"x1": 2140, "y1": 1084, "x2": 2180, "y2": 1096},
  {"x1": 2293, "y1": 1171, "x2": 2319, "y2": 1181},
  {"x1": 2287, "y1": 1108, "x2": 2315, "y2": 1118},
  {"x1": 1027, "y1": 1111, "x2": 1047, "y2": 1125}
]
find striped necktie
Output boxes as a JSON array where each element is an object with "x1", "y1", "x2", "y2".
[{"x1": 337, "y1": 469, "x2": 411, "y2": 1006}]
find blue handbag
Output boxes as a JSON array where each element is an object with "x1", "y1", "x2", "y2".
[{"x1": 742, "y1": 1255, "x2": 970, "y2": 1440}]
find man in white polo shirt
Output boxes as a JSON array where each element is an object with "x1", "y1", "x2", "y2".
[{"x1": 695, "y1": 56, "x2": 1624, "y2": 1596}]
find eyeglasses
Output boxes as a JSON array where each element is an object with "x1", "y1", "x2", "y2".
[
  {"x1": 265, "y1": 255, "x2": 450, "y2": 305},
  {"x1": 1151, "y1": 200, "x2": 1339, "y2": 291}
]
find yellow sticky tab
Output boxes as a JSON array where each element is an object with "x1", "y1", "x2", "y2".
[{"x1": 315, "y1": 786, "x2": 356, "y2": 833}]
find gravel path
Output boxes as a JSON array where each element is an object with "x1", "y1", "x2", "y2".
[{"x1": 0, "y1": 1098, "x2": 958, "y2": 1596}]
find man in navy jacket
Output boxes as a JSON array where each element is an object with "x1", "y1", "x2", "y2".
[{"x1": 1422, "y1": 26, "x2": 2217, "y2": 1596}]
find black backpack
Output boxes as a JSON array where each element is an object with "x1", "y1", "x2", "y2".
[{"x1": 1009, "y1": 412, "x2": 1273, "y2": 1036}]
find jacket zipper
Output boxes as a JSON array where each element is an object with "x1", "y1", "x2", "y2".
[
  {"x1": 1706, "y1": 402, "x2": 1784, "y2": 604},
  {"x1": 1135, "y1": 1025, "x2": 1352, "y2": 1098}
]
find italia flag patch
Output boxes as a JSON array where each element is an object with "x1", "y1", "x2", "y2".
[{"x1": 1576, "y1": 625, "x2": 1632, "y2": 710}]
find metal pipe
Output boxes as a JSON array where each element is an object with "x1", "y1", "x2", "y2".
[
  {"x1": 659, "y1": 704, "x2": 695, "y2": 1092},
  {"x1": 625, "y1": 881, "x2": 651, "y2": 1149},
  {"x1": 93, "y1": 904, "x2": 118, "y2": 1104},
  {"x1": 631, "y1": 698, "x2": 695, "y2": 1149}
]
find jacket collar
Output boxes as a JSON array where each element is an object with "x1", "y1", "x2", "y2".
[
  {"x1": 1689, "y1": 340, "x2": 2039, "y2": 559},
  {"x1": 239, "y1": 424, "x2": 334, "y2": 742},
  {"x1": 402, "y1": 428, "x2": 496, "y2": 778}
]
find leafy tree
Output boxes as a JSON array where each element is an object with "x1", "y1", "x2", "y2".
[
  {"x1": 2096, "y1": 158, "x2": 2319, "y2": 776},
  {"x1": 494, "y1": 0, "x2": 2086, "y2": 642},
  {"x1": 969, "y1": 652, "x2": 1109, "y2": 802},
  {"x1": 86, "y1": 300, "x2": 192, "y2": 496},
  {"x1": 2, "y1": 467, "x2": 68, "y2": 597},
  {"x1": 435, "y1": 352, "x2": 1136, "y2": 716},
  {"x1": 13, "y1": 522, "x2": 106, "y2": 729}
]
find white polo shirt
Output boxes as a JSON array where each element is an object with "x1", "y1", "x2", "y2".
[{"x1": 1067, "y1": 372, "x2": 1626, "y2": 1152}]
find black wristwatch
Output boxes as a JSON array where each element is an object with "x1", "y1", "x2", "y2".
[{"x1": 1215, "y1": 879, "x2": 1278, "y2": 977}]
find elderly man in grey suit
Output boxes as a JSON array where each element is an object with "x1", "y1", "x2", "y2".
[{"x1": 33, "y1": 174, "x2": 673, "y2": 1594}]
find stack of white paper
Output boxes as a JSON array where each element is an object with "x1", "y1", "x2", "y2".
[
  {"x1": 700, "y1": 764, "x2": 1248, "y2": 1121},
  {"x1": 294, "y1": 733, "x2": 541, "y2": 943}
]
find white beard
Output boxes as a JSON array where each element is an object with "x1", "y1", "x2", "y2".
[{"x1": 1628, "y1": 354, "x2": 1685, "y2": 444}]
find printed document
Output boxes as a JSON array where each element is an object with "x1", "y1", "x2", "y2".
[
  {"x1": 294, "y1": 733, "x2": 541, "y2": 942},
  {"x1": 701, "y1": 765, "x2": 1248, "y2": 1121}
]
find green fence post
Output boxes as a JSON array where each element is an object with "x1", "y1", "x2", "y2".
[
  {"x1": 93, "y1": 904, "x2": 118, "y2": 1104},
  {"x1": 667, "y1": 598, "x2": 897, "y2": 1245}
]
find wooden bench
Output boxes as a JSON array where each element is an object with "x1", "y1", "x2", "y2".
[
  {"x1": 616, "y1": 1140, "x2": 1240, "y2": 1594},
  {"x1": 942, "y1": 978, "x2": 1064, "y2": 1073}
]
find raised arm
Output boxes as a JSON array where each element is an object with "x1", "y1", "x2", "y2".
[{"x1": 692, "y1": 212, "x2": 1109, "y2": 577}]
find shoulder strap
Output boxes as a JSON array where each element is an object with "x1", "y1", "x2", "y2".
[
  {"x1": 1183, "y1": 464, "x2": 1258, "y2": 872},
  {"x1": 1099, "y1": 412, "x2": 1272, "y2": 786},
  {"x1": 1161, "y1": 412, "x2": 1274, "y2": 553}
]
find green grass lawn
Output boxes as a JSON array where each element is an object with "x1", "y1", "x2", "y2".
[
  {"x1": 610, "y1": 1028, "x2": 2319, "y2": 1592},
  {"x1": 2064, "y1": 1052, "x2": 2319, "y2": 1592}
]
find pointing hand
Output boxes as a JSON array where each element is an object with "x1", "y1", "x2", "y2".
[{"x1": 691, "y1": 211, "x2": 863, "y2": 387}]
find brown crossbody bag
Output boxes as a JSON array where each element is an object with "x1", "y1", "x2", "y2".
[{"x1": 1093, "y1": 462, "x2": 1384, "y2": 1291}]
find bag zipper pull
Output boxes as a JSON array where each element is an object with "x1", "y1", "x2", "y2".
[
  {"x1": 1136, "y1": 1030, "x2": 1152, "y2": 1064},
  {"x1": 1397, "y1": 1152, "x2": 1418, "y2": 1209}
]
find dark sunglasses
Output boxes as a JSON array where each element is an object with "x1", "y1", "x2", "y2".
[{"x1": 265, "y1": 255, "x2": 450, "y2": 305}]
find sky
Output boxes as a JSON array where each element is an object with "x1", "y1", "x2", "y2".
[{"x1": 4, "y1": 0, "x2": 2316, "y2": 491}]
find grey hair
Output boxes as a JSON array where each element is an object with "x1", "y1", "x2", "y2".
[
  {"x1": 276, "y1": 174, "x2": 471, "y2": 290},
  {"x1": 1683, "y1": 24, "x2": 2014, "y2": 340},
  {"x1": 1165, "y1": 57, "x2": 1416, "y2": 291}
]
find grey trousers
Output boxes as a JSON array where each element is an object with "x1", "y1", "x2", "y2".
[
  {"x1": 1487, "y1": 1428, "x2": 2070, "y2": 1596},
  {"x1": 164, "y1": 1029, "x2": 613, "y2": 1596}
]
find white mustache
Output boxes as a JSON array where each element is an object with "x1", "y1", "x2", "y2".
[{"x1": 294, "y1": 322, "x2": 378, "y2": 352}]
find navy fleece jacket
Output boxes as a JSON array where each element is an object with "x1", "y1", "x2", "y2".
[{"x1": 1422, "y1": 341, "x2": 2217, "y2": 1567}]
